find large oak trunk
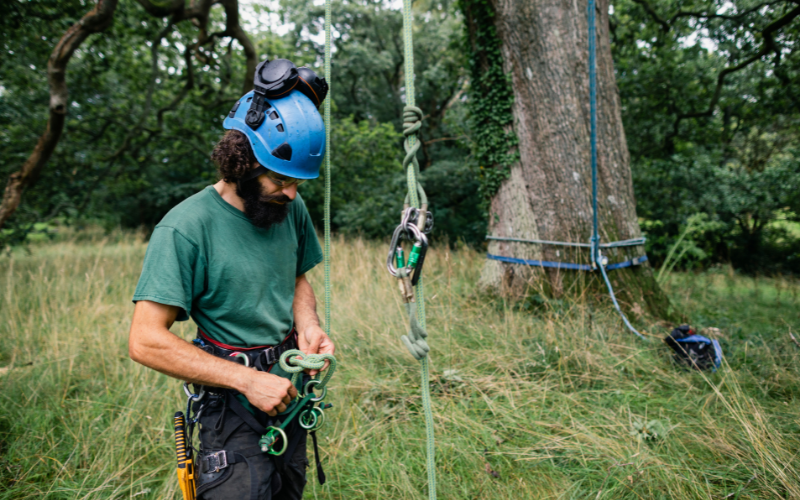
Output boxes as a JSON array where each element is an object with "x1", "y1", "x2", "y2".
[{"x1": 467, "y1": 0, "x2": 671, "y2": 319}]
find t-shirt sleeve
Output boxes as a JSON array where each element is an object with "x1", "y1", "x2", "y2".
[
  {"x1": 295, "y1": 202, "x2": 323, "y2": 277},
  {"x1": 132, "y1": 226, "x2": 206, "y2": 321}
]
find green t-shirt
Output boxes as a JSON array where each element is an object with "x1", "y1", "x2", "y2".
[{"x1": 133, "y1": 186, "x2": 323, "y2": 348}]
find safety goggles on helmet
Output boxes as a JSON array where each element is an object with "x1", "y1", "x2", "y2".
[
  {"x1": 241, "y1": 165, "x2": 307, "y2": 187},
  {"x1": 244, "y1": 59, "x2": 328, "y2": 131}
]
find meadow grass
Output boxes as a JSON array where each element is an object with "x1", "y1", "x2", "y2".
[{"x1": 0, "y1": 232, "x2": 798, "y2": 499}]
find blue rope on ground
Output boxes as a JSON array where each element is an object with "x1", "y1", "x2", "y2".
[
  {"x1": 598, "y1": 258, "x2": 646, "y2": 339},
  {"x1": 487, "y1": 254, "x2": 647, "y2": 271}
]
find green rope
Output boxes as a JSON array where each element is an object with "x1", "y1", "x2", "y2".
[
  {"x1": 323, "y1": 0, "x2": 332, "y2": 336},
  {"x1": 399, "y1": 0, "x2": 436, "y2": 497},
  {"x1": 279, "y1": 349, "x2": 337, "y2": 391}
]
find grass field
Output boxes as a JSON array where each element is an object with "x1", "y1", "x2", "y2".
[{"x1": 1, "y1": 231, "x2": 799, "y2": 499}]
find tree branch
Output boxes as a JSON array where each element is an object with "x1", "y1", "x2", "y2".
[
  {"x1": 0, "y1": 0, "x2": 119, "y2": 230},
  {"x1": 666, "y1": 5, "x2": 800, "y2": 145}
]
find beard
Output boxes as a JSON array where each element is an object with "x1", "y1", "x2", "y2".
[{"x1": 235, "y1": 179, "x2": 292, "y2": 230}]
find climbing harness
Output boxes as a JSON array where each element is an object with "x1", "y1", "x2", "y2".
[
  {"x1": 176, "y1": 334, "x2": 336, "y2": 499},
  {"x1": 485, "y1": 0, "x2": 647, "y2": 340},
  {"x1": 381, "y1": 1, "x2": 437, "y2": 498}
]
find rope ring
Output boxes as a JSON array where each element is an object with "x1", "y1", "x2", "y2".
[
  {"x1": 299, "y1": 409, "x2": 318, "y2": 430},
  {"x1": 261, "y1": 426, "x2": 288, "y2": 456},
  {"x1": 310, "y1": 406, "x2": 325, "y2": 431},
  {"x1": 304, "y1": 379, "x2": 327, "y2": 402}
]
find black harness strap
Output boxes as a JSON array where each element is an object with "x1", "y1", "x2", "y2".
[
  {"x1": 310, "y1": 431, "x2": 326, "y2": 485},
  {"x1": 201, "y1": 445, "x2": 264, "y2": 500}
]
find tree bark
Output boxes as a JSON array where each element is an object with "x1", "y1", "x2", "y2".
[
  {"x1": 0, "y1": 0, "x2": 119, "y2": 230},
  {"x1": 473, "y1": 0, "x2": 671, "y2": 319}
]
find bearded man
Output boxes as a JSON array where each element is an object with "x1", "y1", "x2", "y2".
[{"x1": 128, "y1": 59, "x2": 334, "y2": 499}]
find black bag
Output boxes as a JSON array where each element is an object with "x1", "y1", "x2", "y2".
[{"x1": 664, "y1": 325, "x2": 722, "y2": 371}]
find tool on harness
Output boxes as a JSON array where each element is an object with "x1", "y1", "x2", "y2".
[
  {"x1": 665, "y1": 325, "x2": 722, "y2": 371},
  {"x1": 174, "y1": 412, "x2": 197, "y2": 500},
  {"x1": 258, "y1": 349, "x2": 337, "y2": 455}
]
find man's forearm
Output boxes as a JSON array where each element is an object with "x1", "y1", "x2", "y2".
[
  {"x1": 130, "y1": 323, "x2": 252, "y2": 391},
  {"x1": 293, "y1": 274, "x2": 320, "y2": 333},
  {"x1": 128, "y1": 301, "x2": 252, "y2": 391}
]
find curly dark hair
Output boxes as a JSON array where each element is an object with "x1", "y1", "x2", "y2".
[{"x1": 211, "y1": 130, "x2": 257, "y2": 183}]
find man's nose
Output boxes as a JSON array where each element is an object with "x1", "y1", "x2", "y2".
[{"x1": 282, "y1": 183, "x2": 298, "y2": 200}]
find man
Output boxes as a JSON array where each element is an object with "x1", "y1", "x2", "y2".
[{"x1": 128, "y1": 60, "x2": 334, "y2": 499}]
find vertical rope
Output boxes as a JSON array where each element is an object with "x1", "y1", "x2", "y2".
[
  {"x1": 401, "y1": 0, "x2": 436, "y2": 497},
  {"x1": 588, "y1": 0, "x2": 644, "y2": 340},
  {"x1": 323, "y1": 0, "x2": 332, "y2": 335},
  {"x1": 588, "y1": 0, "x2": 598, "y2": 265}
]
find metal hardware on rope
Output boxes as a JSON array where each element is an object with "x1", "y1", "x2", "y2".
[
  {"x1": 387, "y1": 207, "x2": 429, "y2": 287},
  {"x1": 258, "y1": 350, "x2": 337, "y2": 455}
]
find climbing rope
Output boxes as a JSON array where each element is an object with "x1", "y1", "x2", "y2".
[
  {"x1": 323, "y1": 0, "x2": 332, "y2": 335},
  {"x1": 384, "y1": 1, "x2": 438, "y2": 498}
]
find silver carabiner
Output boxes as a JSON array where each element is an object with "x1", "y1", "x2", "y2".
[{"x1": 183, "y1": 382, "x2": 206, "y2": 402}]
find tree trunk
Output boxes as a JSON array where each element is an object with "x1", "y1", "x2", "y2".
[{"x1": 468, "y1": 0, "x2": 671, "y2": 319}]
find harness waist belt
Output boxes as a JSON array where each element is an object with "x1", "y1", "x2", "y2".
[{"x1": 196, "y1": 329, "x2": 298, "y2": 370}]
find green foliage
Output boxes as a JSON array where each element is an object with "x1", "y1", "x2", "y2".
[
  {"x1": 459, "y1": 0, "x2": 519, "y2": 210},
  {"x1": 611, "y1": 0, "x2": 800, "y2": 272}
]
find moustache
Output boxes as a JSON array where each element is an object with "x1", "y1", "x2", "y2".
[{"x1": 259, "y1": 193, "x2": 293, "y2": 205}]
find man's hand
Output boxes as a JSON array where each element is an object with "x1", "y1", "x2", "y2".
[
  {"x1": 297, "y1": 325, "x2": 335, "y2": 376},
  {"x1": 129, "y1": 300, "x2": 298, "y2": 417},
  {"x1": 239, "y1": 370, "x2": 298, "y2": 416}
]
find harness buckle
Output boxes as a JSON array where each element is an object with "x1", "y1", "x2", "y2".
[
  {"x1": 260, "y1": 347, "x2": 277, "y2": 366},
  {"x1": 204, "y1": 450, "x2": 229, "y2": 473}
]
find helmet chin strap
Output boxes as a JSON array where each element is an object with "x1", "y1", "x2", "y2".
[{"x1": 240, "y1": 165, "x2": 269, "y2": 183}]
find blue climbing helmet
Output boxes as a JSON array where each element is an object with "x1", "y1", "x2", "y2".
[{"x1": 223, "y1": 59, "x2": 327, "y2": 179}]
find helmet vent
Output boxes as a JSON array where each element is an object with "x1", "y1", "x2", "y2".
[
  {"x1": 276, "y1": 124, "x2": 284, "y2": 132},
  {"x1": 269, "y1": 111, "x2": 279, "y2": 120},
  {"x1": 271, "y1": 143, "x2": 293, "y2": 161}
]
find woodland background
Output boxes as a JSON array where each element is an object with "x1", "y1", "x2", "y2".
[{"x1": 1, "y1": 0, "x2": 799, "y2": 273}]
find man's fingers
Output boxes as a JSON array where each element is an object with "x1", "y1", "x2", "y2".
[
  {"x1": 282, "y1": 393, "x2": 292, "y2": 405},
  {"x1": 275, "y1": 402, "x2": 287, "y2": 414},
  {"x1": 288, "y1": 385, "x2": 298, "y2": 399},
  {"x1": 267, "y1": 408, "x2": 277, "y2": 417}
]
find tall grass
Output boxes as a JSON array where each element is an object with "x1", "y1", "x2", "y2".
[{"x1": 1, "y1": 232, "x2": 798, "y2": 499}]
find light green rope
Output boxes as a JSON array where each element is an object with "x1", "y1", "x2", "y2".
[
  {"x1": 323, "y1": 0, "x2": 332, "y2": 336},
  {"x1": 279, "y1": 349, "x2": 337, "y2": 391},
  {"x1": 399, "y1": 0, "x2": 436, "y2": 497}
]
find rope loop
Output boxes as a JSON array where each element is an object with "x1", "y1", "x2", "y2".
[{"x1": 279, "y1": 349, "x2": 337, "y2": 393}]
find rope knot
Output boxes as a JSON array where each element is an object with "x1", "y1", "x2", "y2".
[
  {"x1": 401, "y1": 304, "x2": 430, "y2": 361},
  {"x1": 279, "y1": 349, "x2": 337, "y2": 392}
]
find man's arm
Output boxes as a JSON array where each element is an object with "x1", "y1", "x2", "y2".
[
  {"x1": 128, "y1": 300, "x2": 296, "y2": 416},
  {"x1": 293, "y1": 274, "x2": 335, "y2": 375}
]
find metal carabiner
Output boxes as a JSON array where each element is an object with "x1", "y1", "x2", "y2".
[
  {"x1": 183, "y1": 382, "x2": 205, "y2": 402},
  {"x1": 386, "y1": 207, "x2": 428, "y2": 281}
]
